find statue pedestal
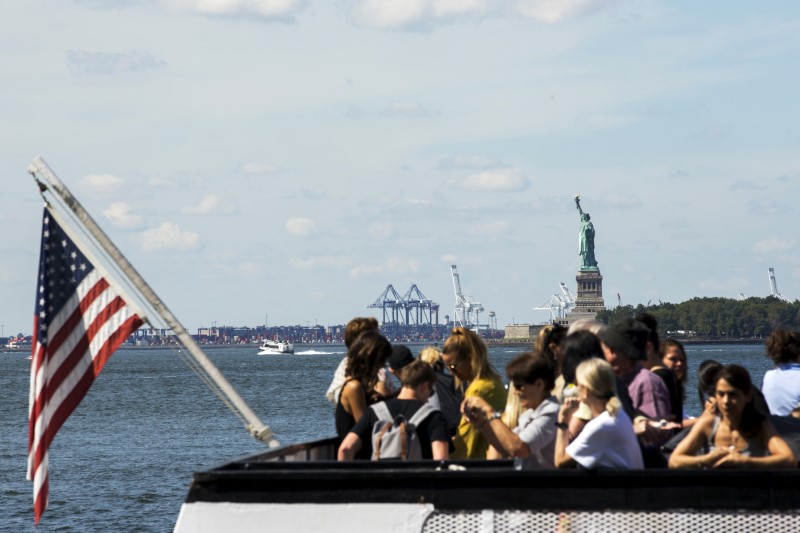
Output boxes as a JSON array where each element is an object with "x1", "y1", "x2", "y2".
[
  {"x1": 558, "y1": 270, "x2": 606, "y2": 327},
  {"x1": 574, "y1": 270, "x2": 605, "y2": 312}
]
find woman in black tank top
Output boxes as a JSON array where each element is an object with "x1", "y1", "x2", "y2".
[{"x1": 335, "y1": 331, "x2": 391, "y2": 459}]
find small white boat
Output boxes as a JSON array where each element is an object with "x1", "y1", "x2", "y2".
[{"x1": 257, "y1": 340, "x2": 294, "y2": 355}]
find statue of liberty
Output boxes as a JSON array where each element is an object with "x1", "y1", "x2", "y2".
[{"x1": 575, "y1": 196, "x2": 598, "y2": 271}]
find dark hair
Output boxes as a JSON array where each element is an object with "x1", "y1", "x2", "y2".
[
  {"x1": 697, "y1": 359, "x2": 722, "y2": 407},
  {"x1": 344, "y1": 317, "x2": 379, "y2": 348},
  {"x1": 345, "y1": 330, "x2": 391, "y2": 391},
  {"x1": 560, "y1": 330, "x2": 603, "y2": 385},
  {"x1": 398, "y1": 359, "x2": 437, "y2": 388},
  {"x1": 636, "y1": 312, "x2": 660, "y2": 352},
  {"x1": 534, "y1": 324, "x2": 567, "y2": 369},
  {"x1": 765, "y1": 329, "x2": 800, "y2": 365},
  {"x1": 506, "y1": 351, "x2": 556, "y2": 392},
  {"x1": 660, "y1": 339, "x2": 688, "y2": 394},
  {"x1": 715, "y1": 364, "x2": 765, "y2": 437}
]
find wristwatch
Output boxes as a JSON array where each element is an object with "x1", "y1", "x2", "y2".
[
  {"x1": 555, "y1": 421, "x2": 568, "y2": 430},
  {"x1": 489, "y1": 411, "x2": 502, "y2": 421}
]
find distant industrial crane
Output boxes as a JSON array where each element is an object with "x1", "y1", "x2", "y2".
[
  {"x1": 450, "y1": 265, "x2": 484, "y2": 331},
  {"x1": 368, "y1": 284, "x2": 406, "y2": 326},
  {"x1": 559, "y1": 282, "x2": 576, "y2": 309},
  {"x1": 534, "y1": 282, "x2": 575, "y2": 322},
  {"x1": 534, "y1": 293, "x2": 568, "y2": 322},
  {"x1": 401, "y1": 283, "x2": 439, "y2": 326},
  {"x1": 768, "y1": 268, "x2": 790, "y2": 302}
]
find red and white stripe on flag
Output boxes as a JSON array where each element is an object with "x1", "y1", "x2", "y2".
[{"x1": 27, "y1": 208, "x2": 143, "y2": 524}]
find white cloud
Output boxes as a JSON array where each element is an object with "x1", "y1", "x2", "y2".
[
  {"x1": 406, "y1": 198, "x2": 432, "y2": 206},
  {"x1": 383, "y1": 101, "x2": 440, "y2": 117},
  {"x1": 241, "y1": 162, "x2": 280, "y2": 175},
  {"x1": 67, "y1": 50, "x2": 167, "y2": 76},
  {"x1": 349, "y1": 0, "x2": 609, "y2": 30},
  {"x1": 438, "y1": 155, "x2": 508, "y2": 170},
  {"x1": 441, "y1": 253, "x2": 458, "y2": 262},
  {"x1": 147, "y1": 176, "x2": 174, "y2": 187},
  {"x1": 291, "y1": 256, "x2": 349, "y2": 269},
  {"x1": 385, "y1": 256, "x2": 420, "y2": 274},
  {"x1": 753, "y1": 237, "x2": 796, "y2": 253},
  {"x1": 349, "y1": 0, "x2": 490, "y2": 30},
  {"x1": 182, "y1": 194, "x2": 238, "y2": 215},
  {"x1": 348, "y1": 257, "x2": 419, "y2": 279},
  {"x1": 512, "y1": 0, "x2": 612, "y2": 23},
  {"x1": 285, "y1": 217, "x2": 316, "y2": 237},
  {"x1": 169, "y1": 0, "x2": 306, "y2": 20},
  {"x1": 102, "y1": 202, "x2": 145, "y2": 230},
  {"x1": 137, "y1": 222, "x2": 200, "y2": 252},
  {"x1": 349, "y1": 265, "x2": 382, "y2": 278},
  {"x1": 80, "y1": 173, "x2": 125, "y2": 195},
  {"x1": 447, "y1": 168, "x2": 530, "y2": 192}
]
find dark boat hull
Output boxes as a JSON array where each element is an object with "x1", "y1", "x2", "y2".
[{"x1": 175, "y1": 437, "x2": 800, "y2": 532}]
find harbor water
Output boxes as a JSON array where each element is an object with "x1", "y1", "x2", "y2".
[{"x1": 0, "y1": 342, "x2": 774, "y2": 532}]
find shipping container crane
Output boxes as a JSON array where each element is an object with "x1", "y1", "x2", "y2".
[
  {"x1": 450, "y1": 265, "x2": 484, "y2": 331},
  {"x1": 368, "y1": 284, "x2": 406, "y2": 326},
  {"x1": 559, "y1": 282, "x2": 576, "y2": 314},
  {"x1": 768, "y1": 268, "x2": 790, "y2": 302},
  {"x1": 401, "y1": 283, "x2": 439, "y2": 326}
]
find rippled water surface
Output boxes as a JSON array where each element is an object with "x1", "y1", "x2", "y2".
[{"x1": 0, "y1": 342, "x2": 772, "y2": 532}]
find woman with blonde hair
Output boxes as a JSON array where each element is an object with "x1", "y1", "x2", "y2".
[
  {"x1": 555, "y1": 358, "x2": 643, "y2": 469},
  {"x1": 441, "y1": 327, "x2": 506, "y2": 459}
]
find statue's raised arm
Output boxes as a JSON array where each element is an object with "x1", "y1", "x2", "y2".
[{"x1": 575, "y1": 195, "x2": 584, "y2": 217}]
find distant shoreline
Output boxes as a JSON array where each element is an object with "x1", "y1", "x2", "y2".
[
  {"x1": 99, "y1": 337, "x2": 769, "y2": 352},
  {"x1": 489, "y1": 337, "x2": 766, "y2": 347}
]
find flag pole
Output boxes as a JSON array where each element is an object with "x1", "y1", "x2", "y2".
[{"x1": 28, "y1": 156, "x2": 279, "y2": 447}]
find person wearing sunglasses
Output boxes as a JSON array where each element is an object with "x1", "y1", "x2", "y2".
[
  {"x1": 441, "y1": 327, "x2": 506, "y2": 459},
  {"x1": 463, "y1": 351, "x2": 559, "y2": 469}
]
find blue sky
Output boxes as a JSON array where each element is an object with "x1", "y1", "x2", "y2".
[{"x1": 2, "y1": 1, "x2": 799, "y2": 337}]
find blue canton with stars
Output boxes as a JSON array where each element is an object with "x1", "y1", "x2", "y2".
[{"x1": 35, "y1": 209, "x2": 95, "y2": 339}]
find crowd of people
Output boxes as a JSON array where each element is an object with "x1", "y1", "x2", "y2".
[{"x1": 331, "y1": 316, "x2": 799, "y2": 470}]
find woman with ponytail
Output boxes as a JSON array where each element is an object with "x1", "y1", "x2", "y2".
[
  {"x1": 555, "y1": 358, "x2": 644, "y2": 469},
  {"x1": 441, "y1": 327, "x2": 506, "y2": 459}
]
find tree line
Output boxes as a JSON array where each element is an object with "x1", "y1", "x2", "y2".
[{"x1": 595, "y1": 296, "x2": 800, "y2": 339}]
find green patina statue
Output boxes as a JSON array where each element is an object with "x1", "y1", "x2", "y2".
[{"x1": 575, "y1": 196, "x2": 599, "y2": 271}]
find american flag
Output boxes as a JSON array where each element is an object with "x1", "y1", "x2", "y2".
[{"x1": 27, "y1": 208, "x2": 144, "y2": 524}]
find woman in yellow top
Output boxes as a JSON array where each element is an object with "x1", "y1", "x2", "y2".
[{"x1": 441, "y1": 327, "x2": 506, "y2": 459}]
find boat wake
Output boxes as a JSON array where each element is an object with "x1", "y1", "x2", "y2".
[{"x1": 295, "y1": 349, "x2": 345, "y2": 355}]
